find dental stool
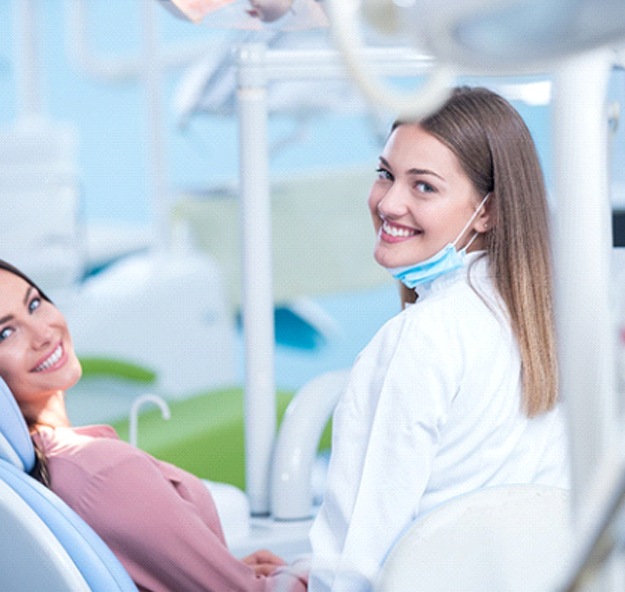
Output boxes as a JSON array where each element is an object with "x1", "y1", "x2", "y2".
[
  {"x1": 376, "y1": 484, "x2": 573, "y2": 592},
  {"x1": 0, "y1": 377, "x2": 137, "y2": 591}
]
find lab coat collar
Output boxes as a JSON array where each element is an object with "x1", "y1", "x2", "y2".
[{"x1": 415, "y1": 250, "x2": 489, "y2": 300}]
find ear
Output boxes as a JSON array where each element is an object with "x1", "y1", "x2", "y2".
[{"x1": 471, "y1": 194, "x2": 492, "y2": 234}]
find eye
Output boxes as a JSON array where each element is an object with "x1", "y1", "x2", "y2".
[
  {"x1": 28, "y1": 296, "x2": 42, "y2": 313},
  {"x1": 415, "y1": 181, "x2": 436, "y2": 194},
  {"x1": 0, "y1": 327, "x2": 14, "y2": 342},
  {"x1": 376, "y1": 167, "x2": 393, "y2": 181}
]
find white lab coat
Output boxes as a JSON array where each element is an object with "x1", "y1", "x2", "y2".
[{"x1": 308, "y1": 253, "x2": 570, "y2": 592}]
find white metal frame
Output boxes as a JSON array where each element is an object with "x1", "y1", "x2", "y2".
[
  {"x1": 235, "y1": 43, "x2": 435, "y2": 514},
  {"x1": 553, "y1": 49, "x2": 617, "y2": 514},
  {"x1": 553, "y1": 49, "x2": 623, "y2": 590}
]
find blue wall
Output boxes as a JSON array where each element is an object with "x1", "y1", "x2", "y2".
[{"x1": 0, "y1": 1, "x2": 384, "y2": 225}]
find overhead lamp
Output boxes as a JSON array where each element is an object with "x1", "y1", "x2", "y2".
[
  {"x1": 155, "y1": 0, "x2": 328, "y2": 28},
  {"x1": 155, "y1": 0, "x2": 236, "y2": 23},
  {"x1": 399, "y1": 0, "x2": 625, "y2": 73},
  {"x1": 325, "y1": 0, "x2": 625, "y2": 116}
]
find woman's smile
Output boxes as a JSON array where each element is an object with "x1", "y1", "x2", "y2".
[
  {"x1": 380, "y1": 220, "x2": 420, "y2": 242},
  {"x1": 31, "y1": 342, "x2": 66, "y2": 373}
]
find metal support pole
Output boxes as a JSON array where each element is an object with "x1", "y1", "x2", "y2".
[
  {"x1": 13, "y1": 0, "x2": 42, "y2": 121},
  {"x1": 553, "y1": 47, "x2": 624, "y2": 590},
  {"x1": 553, "y1": 49, "x2": 616, "y2": 516},
  {"x1": 237, "y1": 43, "x2": 276, "y2": 516},
  {"x1": 141, "y1": 0, "x2": 169, "y2": 252}
]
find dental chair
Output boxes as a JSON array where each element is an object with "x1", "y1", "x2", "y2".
[
  {"x1": 376, "y1": 484, "x2": 573, "y2": 592},
  {"x1": 0, "y1": 378, "x2": 137, "y2": 591}
]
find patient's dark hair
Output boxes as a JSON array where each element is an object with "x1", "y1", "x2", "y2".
[
  {"x1": 0, "y1": 259, "x2": 53, "y2": 487},
  {"x1": 0, "y1": 260, "x2": 51, "y2": 303}
]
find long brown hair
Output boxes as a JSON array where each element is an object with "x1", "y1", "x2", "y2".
[
  {"x1": 0, "y1": 259, "x2": 53, "y2": 486},
  {"x1": 396, "y1": 86, "x2": 557, "y2": 417}
]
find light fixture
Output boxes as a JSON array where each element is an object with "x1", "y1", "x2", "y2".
[
  {"x1": 155, "y1": 0, "x2": 328, "y2": 28},
  {"x1": 326, "y1": 0, "x2": 625, "y2": 116},
  {"x1": 407, "y1": 0, "x2": 625, "y2": 73},
  {"x1": 155, "y1": 0, "x2": 236, "y2": 23}
]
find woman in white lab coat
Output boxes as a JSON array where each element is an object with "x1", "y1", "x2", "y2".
[{"x1": 308, "y1": 86, "x2": 569, "y2": 591}]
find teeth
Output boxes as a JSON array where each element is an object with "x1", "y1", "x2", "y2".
[
  {"x1": 34, "y1": 345, "x2": 62, "y2": 372},
  {"x1": 383, "y1": 221, "x2": 416, "y2": 238}
]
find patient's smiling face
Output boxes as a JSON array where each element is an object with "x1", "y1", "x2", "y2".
[{"x1": 0, "y1": 270, "x2": 82, "y2": 409}]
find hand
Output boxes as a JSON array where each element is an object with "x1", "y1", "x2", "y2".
[{"x1": 242, "y1": 549, "x2": 286, "y2": 576}]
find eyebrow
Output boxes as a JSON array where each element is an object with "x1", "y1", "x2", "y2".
[
  {"x1": 0, "y1": 287, "x2": 34, "y2": 325},
  {"x1": 24, "y1": 286, "x2": 34, "y2": 305},
  {"x1": 378, "y1": 156, "x2": 445, "y2": 181}
]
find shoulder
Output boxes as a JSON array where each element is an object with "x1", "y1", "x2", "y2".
[
  {"x1": 37, "y1": 425, "x2": 156, "y2": 487},
  {"x1": 409, "y1": 258, "x2": 507, "y2": 332},
  {"x1": 359, "y1": 261, "x2": 509, "y2": 373}
]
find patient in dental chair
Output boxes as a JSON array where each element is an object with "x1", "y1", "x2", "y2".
[{"x1": 0, "y1": 259, "x2": 307, "y2": 592}]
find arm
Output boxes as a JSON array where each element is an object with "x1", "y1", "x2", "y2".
[
  {"x1": 71, "y1": 450, "x2": 305, "y2": 592},
  {"x1": 309, "y1": 312, "x2": 458, "y2": 591}
]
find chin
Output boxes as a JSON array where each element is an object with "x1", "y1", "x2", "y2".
[
  {"x1": 68, "y1": 361, "x2": 83, "y2": 388},
  {"x1": 58, "y1": 359, "x2": 82, "y2": 392},
  {"x1": 374, "y1": 250, "x2": 412, "y2": 270},
  {"x1": 374, "y1": 239, "x2": 422, "y2": 267},
  {"x1": 373, "y1": 251, "x2": 390, "y2": 269}
]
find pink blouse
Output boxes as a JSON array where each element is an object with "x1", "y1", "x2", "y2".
[{"x1": 34, "y1": 425, "x2": 307, "y2": 592}]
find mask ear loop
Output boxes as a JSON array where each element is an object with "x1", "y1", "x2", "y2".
[
  {"x1": 452, "y1": 193, "x2": 491, "y2": 250},
  {"x1": 461, "y1": 230, "x2": 482, "y2": 252}
]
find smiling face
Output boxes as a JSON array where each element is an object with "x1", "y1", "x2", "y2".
[
  {"x1": 0, "y1": 270, "x2": 82, "y2": 413},
  {"x1": 368, "y1": 123, "x2": 489, "y2": 270}
]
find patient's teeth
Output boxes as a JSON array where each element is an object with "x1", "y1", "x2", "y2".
[{"x1": 34, "y1": 344, "x2": 62, "y2": 372}]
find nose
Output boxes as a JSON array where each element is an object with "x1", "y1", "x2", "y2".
[
  {"x1": 374, "y1": 181, "x2": 410, "y2": 219},
  {"x1": 26, "y1": 318, "x2": 54, "y2": 350}
]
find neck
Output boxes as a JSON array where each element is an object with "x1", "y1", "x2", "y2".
[
  {"x1": 465, "y1": 233, "x2": 485, "y2": 252},
  {"x1": 25, "y1": 391, "x2": 71, "y2": 432}
]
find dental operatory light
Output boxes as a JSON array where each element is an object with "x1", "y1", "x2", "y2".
[
  {"x1": 325, "y1": 0, "x2": 625, "y2": 117},
  {"x1": 156, "y1": 0, "x2": 328, "y2": 28},
  {"x1": 247, "y1": 0, "x2": 293, "y2": 23},
  {"x1": 415, "y1": 0, "x2": 625, "y2": 73},
  {"x1": 352, "y1": 0, "x2": 625, "y2": 73},
  {"x1": 156, "y1": 0, "x2": 235, "y2": 22}
]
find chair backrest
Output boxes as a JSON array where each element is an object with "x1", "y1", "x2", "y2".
[
  {"x1": 376, "y1": 484, "x2": 573, "y2": 592},
  {"x1": 0, "y1": 378, "x2": 137, "y2": 591},
  {"x1": 0, "y1": 473, "x2": 91, "y2": 590},
  {"x1": 0, "y1": 376, "x2": 36, "y2": 472}
]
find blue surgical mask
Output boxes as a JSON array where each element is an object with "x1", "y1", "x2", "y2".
[{"x1": 386, "y1": 193, "x2": 490, "y2": 289}]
